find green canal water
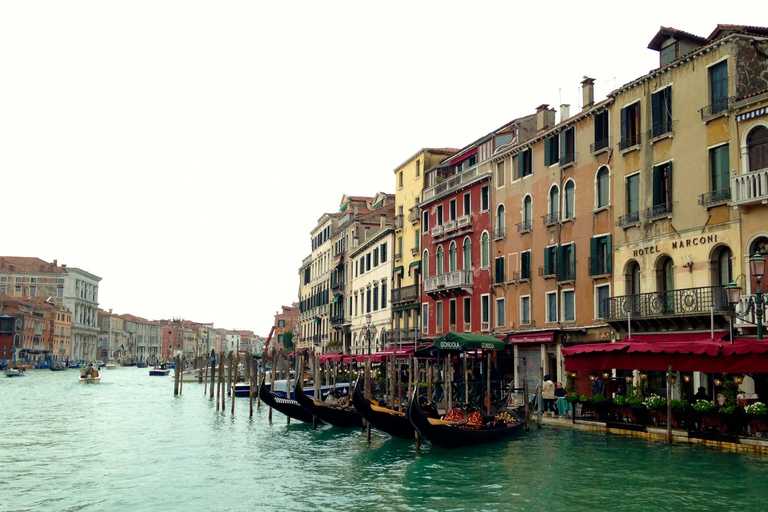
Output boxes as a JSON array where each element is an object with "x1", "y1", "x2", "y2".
[{"x1": 2, "y1": 367, "x2": 768, "y2": 512}]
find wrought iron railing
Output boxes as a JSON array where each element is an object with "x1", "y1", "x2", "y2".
[
  {"x1": 542, "y1": 211, "x2": 559, "y2": 226},
  {"x1": 643, "y1": 202, "x2": 673, "y2": 220},
  {"x1": 648, "y1": 123, "x2": 673, "y2": 139},
  {"x1": 619, "y1": 133, "x2": 642, "y2": 151},
  {"x1": 603, "y1": 285, "x2": 729, "y2": 320},
  {"x1": 493, "y1": 227, "x2": 506, "y2": 240},
  {"x1": 616, "y1": 211, "x2": 640, "y2": 228},
  {"x1": 590, "y1": 137, "x2": 611, "y2": 153},
  {"x1": 391, "y1": 284, "x2": 419, "y2": 304},
  {"x1": 699, "y1": 97, "x2": 735, "y2": 119},
  {"x1": 559, "y1": 153, "x2": 575, "y2": 167},
  {"x1": 517, "y1": 220, "x2": 532, "y2": 233},
  {"x1": 698, "y1": 188, "x2": 731, "y2": 207}
]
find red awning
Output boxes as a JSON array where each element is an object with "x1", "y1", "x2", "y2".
[
  {"x1": 560, "y1": 332, "x2": 768, "y2": 373},
  {"x1": 506, "y1": 331, "x2": 555, "y2": 344},
  {"x1": 375, "y1": 346, "x2": 417, "y2": 358},
  {"x1": 317, "y1": 353, "x2": 343, "y2": 364}
]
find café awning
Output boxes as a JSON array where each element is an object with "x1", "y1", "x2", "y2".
[
  {"x1": 433, "y1": 332, "x2": 505, "y2": 351},
  {"x1": 563, "y1": 332, "x2": 768, "y2": 373}
]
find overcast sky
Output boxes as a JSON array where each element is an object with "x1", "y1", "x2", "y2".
[{"x1": 0, "y1": 1, "x2": 760, "y2": 335}]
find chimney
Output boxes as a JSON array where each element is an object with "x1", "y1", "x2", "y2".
[
  {"x1": 581, "y1": 77, "x2": 595, "y2": 110},
  {"x1": 560, "y1": 104, "x2": 571, "y2": 122},
  {"x1": 380, "y1": 214, "x2": 386, "y2": 228},
  {"x1": 536, "y1": 104, "x2": 550, "y2": 132},
  {"x1": 53, "y1": 259, "x2": 57, "y2": 267}
]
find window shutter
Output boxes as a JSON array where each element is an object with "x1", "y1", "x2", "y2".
[
  {"x1": 517, "y1": 154, "x2": 523, "y2": 179},
  {"x1": 559, "y1": 131, "x2": 567, "y2": 163},
  {"x1": 652, "y1": 92, "x2": 660, "y2": 130},
  {"x1": 653, "y1": 164, "x2": 664, "y2": 206},
  {"x1": 544, "y1": 247, "x2": 551, "y2": 275},
  {"x1": 590, "y1": 237, "x2": 598, "y2": 275},
  {"x1": 605, "y1": 235, "x2": 612, "y2": 274},
  {"x1": 544, "y1": 138, "x2": 552, "y2": 166},
  {"x1": 620, "y1": 107, "x2": 628, "y2": 142}
]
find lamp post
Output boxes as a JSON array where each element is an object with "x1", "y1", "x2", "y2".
[
  {"x1": 365, "y1": 313, "x2": 373, "y2": 356},
  {"x1": 726, "y1": 251, "x2": 766, "y2": 340}
]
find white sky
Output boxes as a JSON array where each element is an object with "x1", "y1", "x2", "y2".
[{"x1": 0, "y1": 1, "x2": 761, "y2": 335}]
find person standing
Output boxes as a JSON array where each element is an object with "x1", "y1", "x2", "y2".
[
  {"x1": 591, "y1": 374, "x2": 604, "y2": 396},
  {"x1": 542, "y1": 375, "x2": 556, "y2": 416}
]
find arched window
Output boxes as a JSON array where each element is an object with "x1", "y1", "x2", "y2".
[
  {"x1": 549, "y1": 186, "x2": 559, "y2": 221},
  {"x1": 596, "y1": 166, "x2": 610, "y2": 208},
  {"x1": 715, "y1": 246, "x2": 732, "y2": 286},
  {"x1": 422, "y1": 250, "x2": 429, "y2": 279},
  {"x1": 463, "y1": 238, "x2": 471, "y2": 271},
  {"x1": 627, "y1": 260, "x2": 641, "y2": 314},
  {"x1": 436, "y1": 246, "x2": 444, "y2": 275},
  {"x1": 564, "y1": 180, "x2": 575, "y2": 219},
  {"x1": 496, "y1": 204, "x2": 506, "y2": 233},
  {"x1": 523, "y1": 195, "x2": 532, "y2": 230},
  {"x1": 658, "y1": 256, "x2": 675, "y2": 314},
  {"x1": 748, "y1": 126, "x2": 768, "y2": 172},
  {"x1": 749, "y1": 236, "x2": 768, "y2": 294},
  {"x1": 449, "y1": 241, "x2": 457, "y2": 272},
  {"x1": 481, "y1": 232, "x2": 489, "y2": 268}
]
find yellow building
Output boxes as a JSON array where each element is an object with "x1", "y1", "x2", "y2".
[{"x1": 390, "y1": 149, "x2": 456, "y2": 345}]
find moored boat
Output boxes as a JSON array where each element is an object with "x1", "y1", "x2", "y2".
[
  {"x1": 233, "y1": 382, "x2": 251, "y2": 397},
  {"x1": 105, "y1": 361, "x2": 119, "y2": 369},
  {"x1": 258, "y1": 378, "x2": 317, "y2": 424},
  {"x1": 351, "y1": 378, "x2": 416, "y2": 439},
  {"x1": 406, "y1": 389, "x2": 529, "y2": 449},
  {"x1": 293, "y1": 380, "x2": 362, "y2": 428}
]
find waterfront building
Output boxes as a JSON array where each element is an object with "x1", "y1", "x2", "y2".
[
  {"x1": 348, "y1": 198, "x2": 396, "y2": 355},
  {"x1": 97, "y1": 308, "x2": 128, "y2": 362},
  {"x1": 489, "y1": 87, "x2": 616, "y2": 388},
  {"x1": 298, "y1": 193, "x2": 395, "y2": 355},
  {"x1": 0, "y1": 295, "x2": 56, "y2": 366},
  {"x1": 272, "y1": 303, "x2": 298, "y2": 353},
  {"x1": 598, "y1": 24, "x2": 768, "y2": 398},
  {"x1": 420, "y1": 132, "x2": 514, "y2": 340},
  {"x1": 0, "y1": 257, "x2": 100, "y2": 361},
  {"x1": 121, "y1": 313, "x2": 163, "y2": 364},
  {"x1": 389, "y1": 148, "x2": 457, "y2": 349}
]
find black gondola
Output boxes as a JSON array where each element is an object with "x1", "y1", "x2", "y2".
[
  {"x1": 351, "y1": 378, "x2": 415, "y2": 439},
  {"x1": 258, "y1": 377, "x2": 317, "y2": 424},
  {"x1": 293, "y1": 380, "x2": 363, "y2": 428},
  {"x1": 406, "y1": 389, "x2": 530, "y2": 449}
]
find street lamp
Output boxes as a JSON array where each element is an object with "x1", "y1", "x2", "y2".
[
  {"x1": 365, "y1": 313, "x2": 373, "y2": 356},
  {"x1": 726, "y1": 251, "x2": 766, "y2": 340}
]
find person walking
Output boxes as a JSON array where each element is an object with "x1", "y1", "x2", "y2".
[{"x1": 542, "y1": 375, "x2": 556, "y2": 416}]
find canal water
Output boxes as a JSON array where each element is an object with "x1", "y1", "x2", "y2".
[{"x1": 2, "y1": 368, "x2": 768, "y2": 512}]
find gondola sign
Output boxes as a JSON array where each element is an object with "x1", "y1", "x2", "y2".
[{"x1": 436, "y1": 341, "x2": 462, "y2": 349}]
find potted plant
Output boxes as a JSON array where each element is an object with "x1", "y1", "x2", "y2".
[
  {"x1": 669, "y1": 399, "x2": 687, "y2": 411},
  {"x1": 745, "y1": 402, "x2": 767, "y2": 416},
  {"x1": 565, "y1": 392, "x2": 581, "y2": 405},
  {"x1": 644, "y1": 394, "x2": 667, "y2": 410},
  {"x1": 746, "y1": 402, "x2": 768, "y2": 436},
  {"x1": 692, "y1": 400, "x2": 715, "y2": 413}
]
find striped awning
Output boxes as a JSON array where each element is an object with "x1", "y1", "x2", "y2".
[{"x1": 736, "y1": 106, "x2": 767, "y2": 122}]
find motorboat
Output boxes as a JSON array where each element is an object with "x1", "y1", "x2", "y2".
[
  {"x1": 149, "y1": 366, "x2": 171, "y2": 376},
  {"x1": 78, "y1": 369, "x2": 101, "y2": 383},
  {"x1": 4, "y1": 367, "x2": 26, "y2": 378},
  {"x1": 105, "y1": 361, "x2": 119, "y2": 370}
]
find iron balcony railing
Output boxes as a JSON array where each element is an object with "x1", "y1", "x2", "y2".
[
  {"x1": 391, "y1": 284, "x2": 419, "y2": 304},
  {"x1": 542, "y1": 211, "x2": 559, "y2": 226},
  {"x1": 559, "y1": 153, "x2": 575, "y2": 167},
  {"x1": 619, "y1": 133, "x2": 642, "y2": 151},
  {"x1": 517, "y1": 220, "x2": 532, "y2": 233},
  {"x1": 699, "y1": 97, "x2": 735, "y2": 119},
  {"x1": 616, "y1": 211, "x2": 640, "y2": 228},
  {"x1": 643, "y1": 202, "x2": 673, "y2": 220},
  {"x1": 384, "y1": 329, "x2": 419, "y2": 343},
  {"x1": 648, "y1": 123, "x2": 673, "y2": 139},
  {"x1": 698, "y1": 188, "x2": 731, "y2": 207},
  {"x1": 590, "y1": 137, "x2": 611, "y2": 153},
  {"x1": 603, "y1": 285, "x2": 729, "y2": 320},
  {"x1": 493, "y1": 226, "x2": 506, "y2": 240}
]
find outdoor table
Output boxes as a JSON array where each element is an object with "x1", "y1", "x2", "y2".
[{"x1": 556, "y1": 396, "x2": 572, "y2": 417}]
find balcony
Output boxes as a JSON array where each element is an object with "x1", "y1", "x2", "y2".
[
  {"x1": 391, "y1": 284, "x2": 419, "y2": 305},
  {"x1": 542, "y1": 211, "x2": 559, "y2": 227},
  {"x1": 616, "y1": 211, "x2": 640, "y2": 228},
  {"x1": 559, "y1": 153, "x2": 575, "y2": 168},
  {"x1": 643, "y1": 202, "x2": 673, "y2": 220},
  {"x1": 731, "y1": 168, "x2": 768, "y2": 207},
  {"x1": 394, "y1": 215, "x2": 404, "y2": 231},
  {"x1": 648, "y1": 123, "x2": 673, "y2": 140},
  {"x1": 431, "y1": 225, "x2": 444, "y2": 237},
  {"x1": 590, "y1": 137, "x2": 611, "y2": 154},
  {"x1": 603, "y1": 285, "x2": 731, "y2": 332},
  {"x1": 422, "y1": 165, "x2": 489, "y2": 202},
  {"x1": 423, "y1": 270, "x2": 473, "y2": 296},
  {"x1": 698, "y1": 188, "x2": 731, "y2": 208},
  {"x1": 699, "y1": 97, "x2": 734, "y2": 119},
  {"x1": 456, "y1": 214, "x2": 472, "y2": 229},
  {"x1": 330, "y1": 278, "x2": 345, "y2": 291},
  {"x1": 408, "y1": 207, "x2": 420, "y2": 224},
  {"x1": 443, "y1": 219, "x2": 456, "y2": 233},
  {"x1": 517, "y1": 220, "x2": 532, "y2": 234},
  {"x1": 493, "y1": 226, "x2": 506, "y2": 241},
  {"x1": 384, "y1": 328, "x2": 419, "y2": 343},
  {"x1": 330, "y1": 314, "x2": 345, "y2": 326},
  {"x1": 619, "y1": 133, "x2": 641, "y2": 151}
]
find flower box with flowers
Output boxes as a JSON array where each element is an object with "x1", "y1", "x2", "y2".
[{"x1": 745, "y1": 402, "x2": 768, "y2": 437}]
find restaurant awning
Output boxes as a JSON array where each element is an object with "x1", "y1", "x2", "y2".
[
  {"x1": 374, "y1": 346, "x2": 416, "y2": 358},
  {"x1": 433, "y1": 332, "x2": 505, "y2": 351},
  {"x1": 562, "y1": 333, "x2": 768, "y2": 373}
]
